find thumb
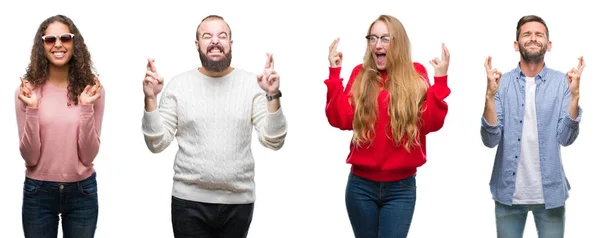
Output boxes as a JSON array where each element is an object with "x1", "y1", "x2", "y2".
[
  {"x1": 429, "y1": 60, "x2": 437, "y2": 67},
  {"x1": 256, "y1": 74, "x2": 263, "y2": 83},
  {"x1": 83, "y1": 85, "x2": 91, "y2": 94}
]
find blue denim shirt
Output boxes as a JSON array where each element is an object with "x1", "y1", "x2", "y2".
[{"x1": 480, "y1": 64, "x2": 582, "y2": 209}]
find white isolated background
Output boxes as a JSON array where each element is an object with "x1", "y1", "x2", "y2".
[{"x1": 0, "y1": 0, "x2": 597, "y2": 237}]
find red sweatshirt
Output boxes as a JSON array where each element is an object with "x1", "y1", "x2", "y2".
[{"x1": 325, "y1": 63, "x2": 450, "y2": 182}]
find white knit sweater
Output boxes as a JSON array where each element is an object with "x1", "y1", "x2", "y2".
[{"x1": 142, "y1": 68, "x2": 287, "y2": 204}]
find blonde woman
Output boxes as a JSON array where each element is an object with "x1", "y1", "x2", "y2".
[{"x1": 325, "y1": 15, "x2": 450, "y2": 237}]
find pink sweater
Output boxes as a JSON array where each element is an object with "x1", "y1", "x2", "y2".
[{"x1": 15, "y1": 82, "x2": 105, "y2": 182}]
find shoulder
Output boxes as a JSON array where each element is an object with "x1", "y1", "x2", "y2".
[
  {"x1": 164, "y1": 68, "x2": 198, "y2": 90},
  {"x1": 351, "y1": 64, "x2": 363, "y2": 74},
  {"x1": 172, "y1": 68, "x2": 199, "y2": 81},
  {"x1": 231, "y1": 68, "x2": 257, "y2": 80},
  {"x1": 544, "y1": 67, "x2": 567, "y2": 80},
  {"x1": 412, "y1": 62, "x2": 427, "y2": 73},
  {"x1": 347, "y1": 64, "x2": 364, "y2": 81}
]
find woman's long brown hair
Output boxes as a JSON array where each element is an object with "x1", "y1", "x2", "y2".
[{"x1": 24, "y1": 15, "x2": 96, "y2": 105}]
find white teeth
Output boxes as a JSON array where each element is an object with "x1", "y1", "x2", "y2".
[{"x1": 53, "y1": 52, "x2": 65, "y2": 57}]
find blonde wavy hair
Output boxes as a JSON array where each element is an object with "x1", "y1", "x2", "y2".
[{"x1": 351, "y1": 15, "x2": 428, "y2": 151}]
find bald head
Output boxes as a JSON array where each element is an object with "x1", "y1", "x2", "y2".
[{"x1": 196, "y1": 15, "x2": 232, "y2": 40}]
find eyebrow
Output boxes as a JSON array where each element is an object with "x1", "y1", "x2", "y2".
[
  {"x1": 201, "y1": 31, "x2": 229, "y2": 36},
  {"x1": 522, "y1": 30, "x2": 545, "y2": 35}
]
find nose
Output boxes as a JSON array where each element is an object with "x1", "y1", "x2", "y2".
[
  {"x1": 53, "y1": 38, "x2": 64, "y2": 48},
  {"x1": 210, "y1": 37, "x2": 220, "y2": 45},
  {"x1": 375, "y1": 39, "x2": 384, "y2": 48}
]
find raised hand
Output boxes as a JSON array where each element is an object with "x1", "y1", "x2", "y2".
[
  {"x1": 143, "y1": 57, "x2": 165, "y2": 98},
  {"x1": 256, "y1": 53, "x2": 280, "y2": 95},
  {"x1": 429, "y1": 43, "x2": 450, "y2": 76},
  {"x1": 329, "y1": 38, "x2": 343, "y2": 68},
  {"x1": 18, "y1": 77, "x2": 38, "y2": 108},
  {"x1": 567, "y1": 56, "x2": 585, "y2": 96},
  {"x1": 484, "y1": 56, "x2": 502, "y2": 96},
  {"x1": 80, "y1": 76, "x2": 103, "y2": 105}
]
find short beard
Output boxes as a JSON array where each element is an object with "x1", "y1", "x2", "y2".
[
  {"x1": 519, "y1": 42, "x2": 547, "y2": 64},
  {"x1": 199, "y1": 45, "x2": 232, "y2": 72}
]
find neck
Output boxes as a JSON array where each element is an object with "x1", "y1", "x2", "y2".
[
  {"x1": 198, "y1": 66, "x2": 234, "y2": 78},
  {"x1": 48, "y1": 64, "x2": 69, "y2": 88},
  {"x1": 519, "y1": 59, "x2": 544, "y2": 78}
]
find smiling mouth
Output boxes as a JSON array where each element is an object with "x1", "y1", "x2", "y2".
[
  {"x1": 375, "y1": 53, "x2": 386, "y2": 63},
  {"x1": 52, "y1": 52, "x2": 66, "y2": 58}
]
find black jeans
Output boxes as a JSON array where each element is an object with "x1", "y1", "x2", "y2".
[{"x1": 171, "y1": 196, "x2": 254, "y2": 238}]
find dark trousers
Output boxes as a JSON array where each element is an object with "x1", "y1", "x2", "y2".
[{"x1": 171, "y1": 196, "x2": 254, "y2": 238}]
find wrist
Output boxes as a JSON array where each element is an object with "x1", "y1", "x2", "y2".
[
  {"x1": 570, "y1": 91, "x2": 580, "y2": 99},
  {"x1": 570, "y1": 93, "x2": 580, "y2": 101},
  {"x1": 434, "y1": 70, "x2": 447, "y2": 77},
  {"x1": 266, "y1": 90, "x2": 282, "y2": 101},
  {"x1": 266, "y1": 89, "x2": 280, "y2": 96}
]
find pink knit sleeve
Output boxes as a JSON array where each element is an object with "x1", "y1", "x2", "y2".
[
  {"x1": 77, "y1": 88, "x2": 105, "y2": 165},
  {"x1": 15, "y1": 87, "x2": 42, "y2": 166}
]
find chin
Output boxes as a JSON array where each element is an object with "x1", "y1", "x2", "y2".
[{"x1": 50, "y1": 60, "x2": 69, "y2": 67}]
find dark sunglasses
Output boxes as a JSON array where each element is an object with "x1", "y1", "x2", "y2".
[{"x1": 41, "y1": 33, "x2": 75, "y2": 44}]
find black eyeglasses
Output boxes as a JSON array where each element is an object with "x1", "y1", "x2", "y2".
[
  {"x1": 41, "y1": 33, "x2": 75, "y2": 44},
  {"x1": 365, "y1": 35, "x2": 391, "y2": 45}
]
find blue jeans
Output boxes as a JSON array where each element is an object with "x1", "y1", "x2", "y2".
[
  {"x1": 345, "y1": 172, "x2": 417, "y2": 238},
  {"x1": 171, "y1": 196, "x2": 254, "y2": 238},
  {"x1": 495, "y1": 201, "x2": 565, "y2": 238},
  {"x1": 22, "y1": 173, "x2": 99, "y2": 238}
]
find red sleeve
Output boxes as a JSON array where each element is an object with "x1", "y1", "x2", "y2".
[
  {"x1": 414, "y1": 62, "x2": 450, "y2": 134},
  {"x1": 324, "y1": 64, "x2": 362, "y2": 130}
]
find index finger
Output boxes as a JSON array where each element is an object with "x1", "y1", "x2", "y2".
[
  {"x1": 577, "y1": 56, "x2": 585, "y2": 72},
  {"x1": 329, "y1": 38, "x2": 339, "y2": 53},
  {"x1": 442, "y1": 43, "x2": 450, "y2": 60},
  {"x1": 484, "y1": 56, "x2": 493, "y2": 71},
  {"x1": 147, "y1": 58, "x2": 157, "y2": 73},
  {"x1": 264, "y1": 53, "x2": 273, "y2": 69}
]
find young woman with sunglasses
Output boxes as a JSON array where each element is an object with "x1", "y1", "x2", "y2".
[
  {"x1": 324, "y1": 15, "x2": 451, "y2": 237},
  {"x1": 15, "y1": 15, "x2": 104, "y2": 238}
]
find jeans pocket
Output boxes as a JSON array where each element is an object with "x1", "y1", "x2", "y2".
[
  {"x1": 398, "y1": 175, "x2": 416, "y2": 189},
  {"x1": 23, "y1": 178, "x2": 38, "y2": 194},
  {"x1": 78, "y1": 177, "x2": 98, "y2": 196}
]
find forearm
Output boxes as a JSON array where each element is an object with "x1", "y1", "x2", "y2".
[
  {"x1": 19, "y1": 108, "x2": 42, "y2": 166},
  {"x1": 145, "y1": 96, "x2": 158, "y2": 112},
  {"x1": 324, "y1": 67, "x2": 354, "y2": 130},
  {"x1": 259, "y1": 108, "x2": 287, "y2": 150},
  {"x1": 77, "y1": 104, "x2": 101, "y2": 165},
  {"x1": 569, "y1": 94, "x2": 579, "y2": 119},
  {"x1": 483, "y1": 94, "x2": 498, "y2": 125},
  {"x1": 557, "y1": 93, "x2": 581, "y2": 146},
  {"x1": 267, "y1": 96, "x2": 280, "y2": 113},
  {"x1": 421, "y1": 75, "x2": 450, "y2": 133}
]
